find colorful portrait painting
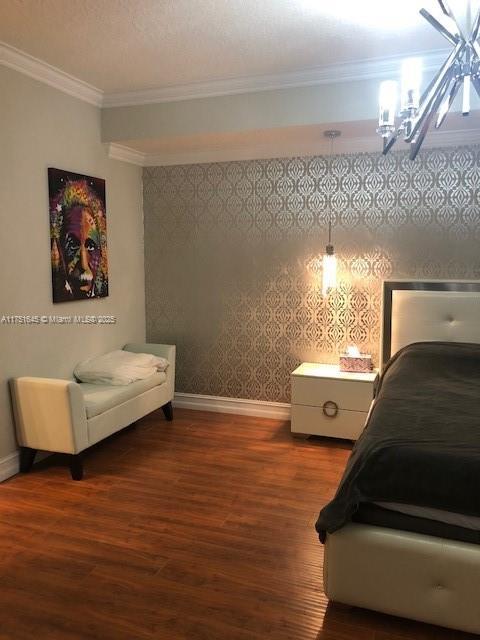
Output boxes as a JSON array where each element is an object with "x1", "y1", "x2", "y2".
[{"x1": 49, "y1": 168, "x2": 108, "y2": 303}]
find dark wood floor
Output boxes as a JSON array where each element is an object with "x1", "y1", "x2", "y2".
[{"x1": 0, "y1": 409, "x2": 475, "y2": 640}]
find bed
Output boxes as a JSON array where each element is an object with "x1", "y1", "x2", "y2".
[{"x1": 316, "y1": 280, "x2": 480, "y2": 635}]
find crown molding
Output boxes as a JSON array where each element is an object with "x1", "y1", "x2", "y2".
[
  {"x1": 107, "y1": 143, "x2": 147, "y2": 166},
  {"x1": 102, "y1": 48, "x2": 450, "y2": 108},
  {"x1": 1, "y1": 40, "x2": 450, "y2": 111},
  {"x1": 0, "y1": 41, "x2": 103, "y2": 106}
]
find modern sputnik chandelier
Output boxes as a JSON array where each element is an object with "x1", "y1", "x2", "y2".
[{"x1": 377, "y1": 0, "x2": 480, "y2": 160}]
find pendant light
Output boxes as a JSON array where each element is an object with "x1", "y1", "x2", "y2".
[{"x1": 322, "y1": 130, "x2": 340, "y2": 296}]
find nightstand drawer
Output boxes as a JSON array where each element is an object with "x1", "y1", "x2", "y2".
[
  {"x1": 291, "y1": 376, "x2": 373, "y2": 412},
  {"x1": 291, "y1": 405, "x2": 368, "y2": 440}
]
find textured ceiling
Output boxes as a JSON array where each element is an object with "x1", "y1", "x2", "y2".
[{"x1": 0, "y1": 0, "x2": 466, "y2": 93}]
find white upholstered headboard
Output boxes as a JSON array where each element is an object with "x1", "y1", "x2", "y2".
[{"x1": 381, "y1": 280, "x2": 480, "y2": 367}]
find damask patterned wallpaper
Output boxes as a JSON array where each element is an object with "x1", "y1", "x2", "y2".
[{"x1": 144, "y1": 146, "x2": 480, "y2": 403}]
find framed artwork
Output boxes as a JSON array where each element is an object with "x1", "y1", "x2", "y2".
[{"x1": 48, "y1": 168, "x2": 108, "y2": 302}]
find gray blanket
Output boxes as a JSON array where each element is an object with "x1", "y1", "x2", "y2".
[{"x1": 315, "y1": 342, "x2": 480, "y2": 542}]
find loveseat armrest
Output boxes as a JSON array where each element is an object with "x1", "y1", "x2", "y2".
[
  {"x1": 123, "y1": 343, "x2": 176, "y2": 400},
  {"x1": 10, "y1": 377, "x2": 89, "y2": 454}
]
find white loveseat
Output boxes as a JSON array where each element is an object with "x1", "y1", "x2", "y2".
[{"x1": 10, "y1": 342, "x2": 175, "y2": 480}]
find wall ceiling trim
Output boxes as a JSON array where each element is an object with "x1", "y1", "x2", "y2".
[
  {"x1": 1, "y1": 40, "x2": 450, "y2": 110},
  {"x1": 107, "y1": 143, "x2": 147, "y2": 166},
  {"x1": 109, "y1": 127, "x2": 480, "y2": 167},
  {"x1": 0, "y1": 41, "x2": 103, "y2": 106},
  {"x1": 102, "y1": 49, "x2": 449, "y2": 107}
]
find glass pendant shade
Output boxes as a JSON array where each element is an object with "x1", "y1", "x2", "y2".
[
  {"x1": 322, "y1": 246, "x2": 337, "y2": 296},
  {"x1": 400, "y1": 58, "x2": 422, "y2": 113},
  {"x1": 378, "y1": 80, "x2": 398, "y2": 134}
]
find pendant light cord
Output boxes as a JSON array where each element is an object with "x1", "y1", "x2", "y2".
[
  {"x1": 328, "y1": 132, "x2": 334, "y2": 234},
  {"x1": 323, "y1": 130, "x2": 340, "y2": 251}
]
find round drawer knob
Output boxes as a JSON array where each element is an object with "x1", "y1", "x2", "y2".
[{"x1": 322, "y1": 400, "x2": 339, "y2": 418}]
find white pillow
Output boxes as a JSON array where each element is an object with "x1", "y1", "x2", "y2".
[
  {"x1": 121, "y1": 351, "x2": 169, "y2": 372},
  {"x1": 74, "y1": 350, "x2": 169, "y2": 386}
]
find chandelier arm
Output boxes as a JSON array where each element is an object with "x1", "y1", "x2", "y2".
[
  {"x1": 436, "y1": 0, "x2": 466, "y2": 38},
  {"x1": 419, "y1": 63, "x2": 449, "y2": 107},
  {"x1": 437, "y1": 0, "x2": 455, "y2": 19},
  {"x1": 472, "y1": 75, "x2": 480, "y2": 98},
  {"x1": 436, "y1": 75, "x2": 462, "y2": 128},
  {"x1": 441, "y1": 0, "x2": 470, "y2": 41},
  {"x1": 419, "y1": 68, "x2": 443, "y2": 106},
  {"x1": 405, "y1": 41, "x2": 464, "y2": 143},
  {"x1": 420, "y1": 8, "x2": 460, "y2": 44},
  {"x1": 437, "y1": 0, "x2": 456, "y2": 22},
  {"x1": 382, "y1": 131, "x2": 398, "y2": 155},
  {"x1": 471, "y1": 39, "x2": 480, "y2": 58},
  {"x1": 471, "y1": 6, "x2": 480, "y2": 42},
  {"x1": 409, "y1": 70, "x2": 454, "y2": 160}
]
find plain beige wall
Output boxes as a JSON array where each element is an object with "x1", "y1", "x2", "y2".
[
  {"x1": 0, "y1": 66, "x2": 145, "y2": 459},
  {"x1": 102, "y1": 80, "x2": 380, "y2": 142},
  {"x1": 101, "y1": 74, "x2": 480, "y2": 145}
]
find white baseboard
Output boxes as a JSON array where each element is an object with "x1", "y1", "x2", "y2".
[
  {"x1": 0, "y1": 396, "x2": 289, "y2": 483},
  {"x1": 0, "y1": 450, "x2": 52, "y2": 483},
  {"x1": 0, "y1": 451, "x2": 19, "y2": 482},
  {"x1": 173, "y1": 392, "x2": 291, "y2": 420}
]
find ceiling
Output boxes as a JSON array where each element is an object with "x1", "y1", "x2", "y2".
[
  {"x1": 0, "y1": 0, "x2": 468, "y2": 94},
  {"x1": 2, "y1": 0, "x2": 479, "y2": 164}
]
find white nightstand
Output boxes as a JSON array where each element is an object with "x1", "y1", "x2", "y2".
[{"x1": 290, "y1": 363, "x2": 378, "y2": 440}]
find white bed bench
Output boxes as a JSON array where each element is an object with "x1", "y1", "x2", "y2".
[{"x1": 9, "y1": 342, "x2": 175, "y2": 480}]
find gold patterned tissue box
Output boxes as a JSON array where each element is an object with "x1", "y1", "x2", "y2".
[{"x1": 339, "y1": 347, "x2": 373, "y2": 373}]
